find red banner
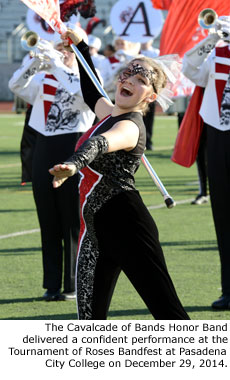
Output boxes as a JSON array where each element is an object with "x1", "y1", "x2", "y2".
[
  {"x1": 152, "y1": 0, "x2": 230, "y2": 57},
  {"x1": 151, "y1": 0, "x2": 172, "y2": 10},
  {"x1": 171, "y1": 86, "x2": 204, "y2": 167}
]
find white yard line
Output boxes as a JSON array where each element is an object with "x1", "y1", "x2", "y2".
[
  {"x1": 0, "y1": 228, "x2": 40, "y2": 240},
  {"x1": 148, "y1": 198, "x2": 194, "y2": 210},
  {"x1": 0, "y1": 163, "x2": 21, "y2": 168},
  {"x1": 153, "y1": 146, "x2": 173, "y2": 151},
  {"x1": 0, "y1": 198, "x2": 195, "y2": 240}
]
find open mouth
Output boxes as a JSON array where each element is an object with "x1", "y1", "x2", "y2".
[{"x1": 120, "y1": 86, "x2": 133, "y2": 97}]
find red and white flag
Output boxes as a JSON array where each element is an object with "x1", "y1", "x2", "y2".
[{"x1": 20, "y1": 0, "x2": 66, "y2": 33}]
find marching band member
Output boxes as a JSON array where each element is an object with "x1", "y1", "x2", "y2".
[
  {"x1": 182, "y1": 15, "x2": 230, "y2": 309},
  {"x1": 140, "y1": 39, "x2": 160, "y2": 150},
  {"x1": 8, "y1": 27, "x2": 95, "y2": 301},
  {"x1": 87, "y1": 34, "x2": 104, "y2": 69},
  {"x1": 49, "y1": 28, "x2": 190, "y2": 320}
]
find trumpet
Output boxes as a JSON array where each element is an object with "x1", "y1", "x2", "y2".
[
  {"x1": 198, "y1": 8, "x2": 218, "y2": 29},
  {"x1": 20, "y1": 30, "x2": 65, "y2": 65},
  {"x1": 21, "y1": 31, "x2": 40, "y2": 51},
  {"x1": 198, "y1": 8, "x2": 230, "y2": 41}
]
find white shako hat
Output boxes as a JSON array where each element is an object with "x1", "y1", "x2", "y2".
[{"x1": 88, "y1": 34, "x2": 102, "y2": 50}]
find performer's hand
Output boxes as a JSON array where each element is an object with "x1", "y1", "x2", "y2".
[
  {"x1": 42, "y1": 48, "x2": 64, "y2": 63},
  {"x1": 216, "y1": 18, "x2": 230, "y2": 42},
  {"x1": 61, "y1": 29, "x2": 83, "y2": 50},
  {"x1": 49, "y1": 163, "x2": 77, "y2": 188}
]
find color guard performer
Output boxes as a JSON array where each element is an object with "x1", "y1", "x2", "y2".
[{"x1": 49, "y1": 28, "x2": 190, "y2": 320}]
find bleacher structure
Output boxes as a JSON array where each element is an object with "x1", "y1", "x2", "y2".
[{"x1": 0, "y1": 0, "x2": 28, "y2": 64}]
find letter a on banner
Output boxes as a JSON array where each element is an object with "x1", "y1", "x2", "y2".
[{"x1": 110, "y1": 0, "x2": 163, "y2": 43}]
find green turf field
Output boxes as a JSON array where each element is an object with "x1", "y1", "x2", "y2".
[{"x1": 0, "y1": 113, "x2": 229, "y2": 320}]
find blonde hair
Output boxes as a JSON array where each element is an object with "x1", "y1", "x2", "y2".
[{"x1": 129, "y1": 56, "x2": 168, "y2": 115}]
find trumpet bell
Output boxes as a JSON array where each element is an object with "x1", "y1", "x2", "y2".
[
  {"x1": 21, "y1": 31, "x2": 39, "y2": 51},
  {"x1": 198, "y1": 8, "x2": 218, "y2": 29}
]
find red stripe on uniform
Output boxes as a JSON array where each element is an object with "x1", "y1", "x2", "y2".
[
  {"x1": 108, "y1": 56, "x2": 120, "y2": 64},
  {"x1": 44, "y1": 84, "x2": 57, "y2": 95},
  {"x1": 43, "y1": 74, "x2": 57, "y2": 123},
  {"x1": 43, "y1": 101, "x2": 53, "y2": 123},
  {"x1": 215, "y1": 47, "x2": 230, "y2": 112},
  {"x1": 45, "y1": 74, "x2": 57, "y2": 80},
  {"x1": 75, "y1": 114, "x2": 111, "y2": 151},
  {"x1": 77, "y1": 166, "x2": 101, "y2": 256}
]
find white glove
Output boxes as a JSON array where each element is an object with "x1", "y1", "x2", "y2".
[
  {"x1": 31, "y1": 39, "x2": 64, "y2": 71},
  {"x1": 215, "y1": 17, "x2": 230, "y2": 42}
]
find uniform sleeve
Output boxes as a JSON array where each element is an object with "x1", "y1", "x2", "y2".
[
  {"x1": 182, "y1": 34, "x2": 218, "y2": 87},
  {"x1": 8, "y1": 58, "x2": 41, "y2": 105}
]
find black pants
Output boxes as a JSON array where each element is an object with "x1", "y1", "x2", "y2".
[
  {"x1": 206, "y1": 125, "x2": 230, "y2": 295},
  {"x1": 32, "y1": 132, "x2": 81, "y2": 292},
  {"x1": 20, "y1": 106, "x2": 37, "y2": 183},
  {"x1": 143, "y1": 102, "x2": 155, "y2": 149},
  {"x1": 196, "y1": 124, "x2": 208, "y2": 196},
  {"x1": 87, "y1": 191, "x2": 190, "y2": 320}
]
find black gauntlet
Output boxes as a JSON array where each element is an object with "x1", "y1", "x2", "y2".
[
  {"x1": 75, "y1": 40, "x2": 104, "y2": 111},
  {"x1": 64, "y1": 135, "x2": 109, "y2": 172}
]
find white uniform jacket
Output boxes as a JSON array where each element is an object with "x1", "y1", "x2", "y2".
[
  {"x1": 9, "y1": 57, "x2": 95, "y2": 136},
  {"x1": 183, "y1": 35, "x2": 230, "y2": 131}
]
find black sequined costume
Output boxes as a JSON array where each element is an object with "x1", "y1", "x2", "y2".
[{"x1": 65, "y1": 112, "x2": 189, "y2": 320}]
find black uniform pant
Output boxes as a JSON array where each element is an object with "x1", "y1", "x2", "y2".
[
  {"x1": 206, "y1": 125, "x2": 230, "y2": 295},
  {"x1": 143, "y1": 102, "x2": 155, "y2": 149},
  {"x1": 90, "y1": 191, "x2": 189, "y2": 320},
  {"x1": 196, "y1": 124, "x2": 208, "y2": 196},
  {"x1": 32, "y1": 132, "x2": 81, "y2": 292},
  {"x1": 20, "y1": 106, "x2": 37, "y2": 183}
]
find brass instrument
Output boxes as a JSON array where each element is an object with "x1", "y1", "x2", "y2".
[
  {"x1": 198, "y1": 8, "x2": 218, "y2": 29},
  {"x1": 20, "y1": 30, "x2": 62, "y2": 66},
  {"x1": 21, "y1": 31, "x2": 40, "y2": 51}
]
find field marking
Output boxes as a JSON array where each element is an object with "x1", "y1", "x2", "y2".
[
  {"x1": 155, "y1": 116, "x2": 177, "y2": 120},
  {"x1": 152, "y1": 145, "x2": 173, "y2": 151},
  {"x1": 148, "y1": 198, "x2": 194, "y2": 210},
  {"x1": 0, "y1": 163, "x2": 21, "y2": 168},
  {"x1": 0, "y1": 198, "x2": 196, "y2": 240},
  {"x1": 0, "y1": 114, "x2": 22, "y2": 118},
  {"x1": 0, "y1": 229, "x2": 40, "y2": 240}
]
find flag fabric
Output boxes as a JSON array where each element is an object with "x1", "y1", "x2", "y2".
[
  {"x1": 152, "y1": 0, "x2": 230, "y2": 57},
  {"x1": 151, "y1": 0, "x2": 172, "y2": 10},
  {"x1": 20, "y1": 0, "x2": 66, "y2": 33},
  {"x1": 171, "y1": 86, "x2": 204, "y2": 167}
]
